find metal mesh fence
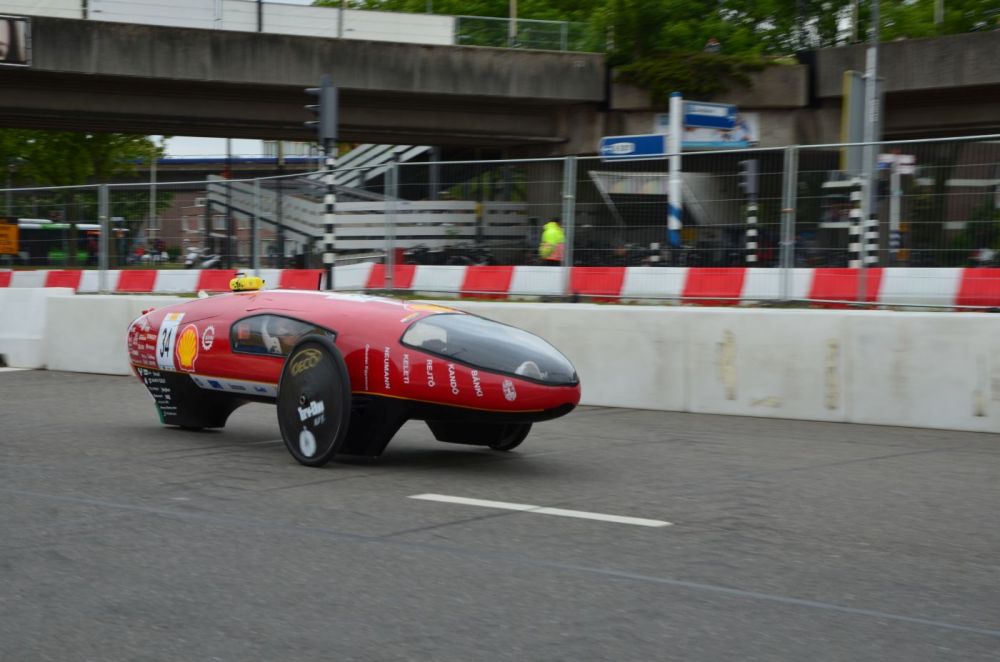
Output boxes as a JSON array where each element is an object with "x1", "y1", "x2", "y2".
[
  {"x1": 454, "y1": 16, "x2": 592, "y2": 52},
  {"x1": 577, "y1": 148, "x2": 786, "y2": 268},
  {"x1": 2, "y1": 135, "x2": 999, "y2": 306},
  {"x1": 395, "y1": 157, "x2": 565, "y2": 267},
  {"x1": 2, "y1": 184, "x2": 102, "y2": 268}
]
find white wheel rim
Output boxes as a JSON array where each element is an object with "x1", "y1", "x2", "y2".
[{"x1": 299, "y1": 429, "x2": 317, "y2": 457}]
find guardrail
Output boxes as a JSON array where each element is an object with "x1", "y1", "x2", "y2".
[{"x1": 3, "y1": 266, "x2": 999, "y2": 309}]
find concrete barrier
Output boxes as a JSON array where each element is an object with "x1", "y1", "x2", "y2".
[
  {"x1": 14, "y1": 290, "x2": 1000, "y2": 433},
  {"x1": 44, "y1": 295, "x2": 186, "y2": 375},
  {"x1": 438, "y1": 301, "x2": 1000, "y2": 434},
  {"x1": 0, "y1": 288, "x2": 75, "y2": 368}
]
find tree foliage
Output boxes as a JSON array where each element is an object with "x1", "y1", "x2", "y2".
[
  {"x1": 0, "y1": 130, "x2": 161, "y2": 187},
  {"x1": 615, "y1": 52, "x2": 765, "y2": 103},
  {"x1": 342, "y1": 0, "x2": 1000, "y2": 57},
  {"x1": 0, "y1": 131, "x2": 171, "y2": 265},
  {"x1": 338, "y1": 0, "x2": 1000, "y2": 102}
]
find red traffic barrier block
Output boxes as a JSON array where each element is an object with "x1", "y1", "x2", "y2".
[
  {"x1": 196, "y1": 269, "x2": 240, "y2": 292},
  {"x1": 956, "y1": 268, "x2": 1000, "y2": 308},
  {"x1": 44, "y1": 270, "x2": 83, "y2": 291},
  {"x1": 279, "y1": 269, "x2": 324, "y2": 291},
  {"x1": 116, "y1": 270, "x2": 157, "y2": 293},
  {"x1": 0, "y1": 271, "x2": 10, "y2": 288},
  {"x1": 808, "y1": 268, "x2": 883, "y2": 307},
  {"x1": 366, "y1": 264, "x2": 415, "y2": 290},
  {"x1": 460, "y1": 265, "x2": 514, "y2": 299},
  {"x1": 569, "y1": 267, "x2": 626, "y2": 300},
  {"x1": 682, "y1": 268, "x2": 746, "y2": 305}
]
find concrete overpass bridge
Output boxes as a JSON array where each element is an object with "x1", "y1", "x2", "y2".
[
  {"x1": 0, "y1": 16, "x2": 605, "y2": 155},
  {"x1": 611, "y1": 28, "x2": 1000, "y2": 147},
  {"x1": 1, "y1": 15, "x2": 999, "y2": 155}
]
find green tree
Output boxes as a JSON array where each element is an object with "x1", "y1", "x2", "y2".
[{"x1": 0, "y1": 130, "x2": 169, "y2": 265}]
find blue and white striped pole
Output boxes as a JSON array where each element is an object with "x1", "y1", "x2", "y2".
[{"x1": 667, "y1": 92, "x2": 683, "y2": 248}]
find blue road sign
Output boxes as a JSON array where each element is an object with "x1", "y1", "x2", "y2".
[
  {"x1": 598, "y1": 134, "x2": 667, "y2": 160},
  {"x1": 684, "y1": 101, "x2": 736, "y2": 130}
]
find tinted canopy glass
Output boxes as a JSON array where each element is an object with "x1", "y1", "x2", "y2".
[{"x1": 402, "y1": 314, "x2": 577, "y2": 385}]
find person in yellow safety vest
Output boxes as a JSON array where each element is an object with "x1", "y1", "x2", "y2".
[{"x1": 539, "y1": 218, "x2": 565, "y2": 265}]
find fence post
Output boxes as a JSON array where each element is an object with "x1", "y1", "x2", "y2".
[
  {"x1": 385, "y1": 158, "x2": 399, "y2": 293},
  {"x1": 779, "y1": 146, "x2": 798, "y2": 302},
  {"x1": 251, "y1": 178, "x2": 260, "y2": 273},
  {"x1": 889, "y1": 160, "x2": 901, "y2": 263},
  {"x1": 560, "y1": 155, "x2": 577, "y2": 298},
  {"x1": 98, "y1": 184, "x2": 109, "y2": 294}
]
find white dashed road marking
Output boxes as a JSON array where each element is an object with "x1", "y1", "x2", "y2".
[
  {"x1": 409, "y1": 493, "x2": 672, "y2": 528},
  {"x1": 0, "y1": 367, "x2": 28, "y2": 373}
]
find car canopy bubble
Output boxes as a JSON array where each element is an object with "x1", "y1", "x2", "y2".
[{"x1": 401, "y1": 313, "x2": 577, "y2": 386}]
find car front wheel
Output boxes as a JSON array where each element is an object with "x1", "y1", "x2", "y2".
[{"x1": 276, "y1": 337, "x2": 352, "y2": 467}]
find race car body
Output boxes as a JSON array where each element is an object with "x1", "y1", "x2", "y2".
[{"x1": 127, "y1": 287, "x2": 580, "y2": 466}]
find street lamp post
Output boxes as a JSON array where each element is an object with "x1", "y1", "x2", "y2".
[{"x1": 859, "y1": 0, "x2": 881, "y2": 299}]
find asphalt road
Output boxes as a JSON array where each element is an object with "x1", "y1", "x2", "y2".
[{"x1": 2, "y1": 370, "x2": 999, "y2": 661}]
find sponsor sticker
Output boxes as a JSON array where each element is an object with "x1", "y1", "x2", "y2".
[
  {"x1": 471, "y1": 370, "x2": 484, "y2": 397},
  {"x1": 447, "y1": 363, "x2": 459, "y2": 395},
  {"x1": 189, "y1": 375, "x2": 277, "y2": 397},
  {"x1": 502, "y1": 379, "x2": 517, "y2": 402},
  {"x1": 383, "y1": 346, "x2": 391, "y2": 390},
  {"x1": 201, "y1": 325, "x2": 216, "y2": 351},
  {"x1": 175, "y1": 324, "x2": 199, "y2": 372},
  {"x1": 127, "y1": 315, "x2": 158, "y2": 368},
  {"x1": 402, "y1": 353, "x2": 411, "y2": 385},
  {"x1": 298, "y1": 399, "x2": 326, "y2": 425},
  {"x1": 156, "y1": 312, "x2": 184, "y2": 371},
  {"x1": 426, "y1": 359, "x2": 436, "y2": 388},
  {"x1": 364, "y1": 344, "x2": 370, "y2": 391},
  {"x1": 290, "y1": 348, "x2": 322, "y2": 376}
]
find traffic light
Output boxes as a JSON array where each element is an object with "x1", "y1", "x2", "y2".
[
  {"x1": 305, "y1": 74, "x2": 338, "y2": 147},
  {"x1": 737, "y1": 158, "x2": 759, "y2": 197}
]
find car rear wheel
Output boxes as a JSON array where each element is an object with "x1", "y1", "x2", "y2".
[
  {"x1": 277, "y1": 337, "x2": 352, "y2": 467},
  {"x1": 488, "y1": 423, "x2": 532, "y2": 451}
]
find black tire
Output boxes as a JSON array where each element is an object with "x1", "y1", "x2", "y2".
[
  {"x1": 488, "y1": 423, "x2": 532, "y2": 451},
  {"x1": 277, "y1": 337, "x2": 352, "y2": 467}
]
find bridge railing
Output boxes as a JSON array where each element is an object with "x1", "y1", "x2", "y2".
[
  {"x1": 0, "y1": 0, "x2": 593, "y2": 51},
  {"x1": 2, "y1": 134, "x2": 1000, "y2": 307},
  {"x1": 454, "y1": 15, "x2": 592, "y2": 52}
]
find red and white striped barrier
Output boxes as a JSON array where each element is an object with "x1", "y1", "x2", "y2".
[{"x1": 2, "y1": 266, "x2": 999, "y2": 308}]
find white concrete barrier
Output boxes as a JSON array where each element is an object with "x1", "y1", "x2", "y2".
[
  {"x1": 0, "y1": 288, "x2": 75, "y2": 368},
  {"x1": 439, "y1": 301, "x2": 1000, "y2": 434},
  {"x1": 44, "y1": 295, "x2": 186, "y2": 375},
  {"x1": 15, "y1": 291, "x2": 1000, "y2": 433},
  {"x1": 847, "y1": 312, "x2": 1000, "y2": 433}
]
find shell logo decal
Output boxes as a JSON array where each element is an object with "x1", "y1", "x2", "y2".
[{"x1": 175, "y1": 324, "x2": 199, "y2": 372}]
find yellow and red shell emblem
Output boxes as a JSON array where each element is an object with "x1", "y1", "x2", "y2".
[{"x1": 175, "y1": 324, "x2": 199, "y2": 372}]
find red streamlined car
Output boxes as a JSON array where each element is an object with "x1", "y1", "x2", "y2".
[{"x1": 127, "y1": 287, "x2": 581, "y2": 466}]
